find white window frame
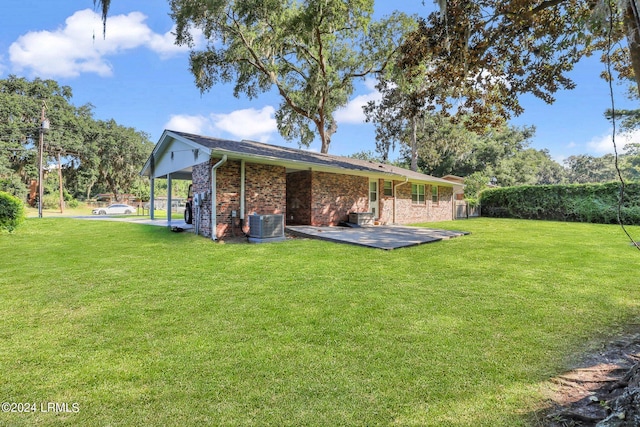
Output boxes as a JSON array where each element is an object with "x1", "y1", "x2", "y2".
[
  {"x1": 412, "y1": 184, "x2": 425, "y2": 205},
  {"x1": 383, "y1": 180, "x2": 393, "y2": 197}
]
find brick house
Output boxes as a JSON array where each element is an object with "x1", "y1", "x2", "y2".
[{"x1": 140, "y1": 130, "x2": 462, "y2": 240}]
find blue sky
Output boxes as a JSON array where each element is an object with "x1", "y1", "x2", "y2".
[{"x1": 1, "y1": 0, "x2": 638, "y2": 165}]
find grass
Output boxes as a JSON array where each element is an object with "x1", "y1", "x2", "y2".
[{"x1": 1, "y1": 217, "x2": 639, "y2": 426}]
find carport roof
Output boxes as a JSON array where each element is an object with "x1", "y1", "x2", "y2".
[{"x1": 141, "y1": 129, "x2": 460, "y2": 187}]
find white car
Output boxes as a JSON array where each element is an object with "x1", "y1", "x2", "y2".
[{"x1": 92, "y1": 204, "x2": 136, "y2": 215}]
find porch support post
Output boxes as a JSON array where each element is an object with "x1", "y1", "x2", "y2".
[
  {"x1": 150, "y1": 177, "x2": 155, "y2": 220},
  {"x1": 167, "y1": 173, "x2": 172, "y2": 227}
]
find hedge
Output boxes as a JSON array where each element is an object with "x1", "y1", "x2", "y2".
[
  {"x1": 480, "y1": 182, "x2": 640, "y2": 225},
  {"x1": 0, "y1": 191, "x2": 26, "y2": 232}
]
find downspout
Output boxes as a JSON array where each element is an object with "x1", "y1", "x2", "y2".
[
  {"x1": 240, "y1": 159, "x2": 245, "y2": 232},
  {"x1": 393, "y1": 177, "x2": 409, "y2": 224},
  {"x1": 211, "y1": 155, "x2": 228, "y2": 241}
]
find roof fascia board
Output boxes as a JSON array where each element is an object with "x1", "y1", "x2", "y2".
[
  {"x1": 207, "y1": 149, "x2": 455, "y2": 187},
  {"x1": 140, "y1": 130, "x2": 211, "y2": 178}
]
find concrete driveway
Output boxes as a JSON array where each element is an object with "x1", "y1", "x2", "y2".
[
  {"x1": 74, "y1": 215, "x2": 193, "y2": 230},
  {"x1": 286, "y1": 225, "x2": 469, "y2": 250}
]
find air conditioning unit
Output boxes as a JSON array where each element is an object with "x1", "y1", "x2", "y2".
[{"x1": 248, "y1": 214, "x2": 285, "y2": 243}]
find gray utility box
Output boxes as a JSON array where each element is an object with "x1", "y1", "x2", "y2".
[
  {"x1": 348, "y1": 212, "x2": 374, "y2": 226},
  {"x1": 248, "y1": 214, "x2": 286, "y2": 243}
]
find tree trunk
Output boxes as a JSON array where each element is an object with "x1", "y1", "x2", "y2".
[
  {"x1": 410, "y1": 116, "x2": 418, "y2": 172},
  {"x1": 319, "y1": 119, "x2": 337, "y2": 154}
]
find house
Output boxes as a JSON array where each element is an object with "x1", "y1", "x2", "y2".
[
  {"x1": 441, "y1": 175, "x2": 466, "y2": 201},
  {"x1": 140, "y1": 130, "x2": 461, "y2": 240}
]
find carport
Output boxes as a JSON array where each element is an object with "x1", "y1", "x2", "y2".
[{"x1": 140, "y1": 131, "x2": 210, "y2": 228}]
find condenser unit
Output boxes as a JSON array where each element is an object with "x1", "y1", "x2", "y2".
[{"x1": 248, "y1": 214, "x2": 285, "y2": 243}]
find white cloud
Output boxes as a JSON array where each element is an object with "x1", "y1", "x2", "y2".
[
  {"x1": 335, "y1": 78, "x2": 382, "y2": 124},
  {"x1": 587, "y1": 129, "x2": 640, "y2": 155},
  {"x1": 164, "y1": 106, "x2": 278, "y2": 142},
  {"x1": 8, "y1": 9, "x2": 194, "y2": 78},
  {"x1": 211, "y1": 106, "x2": 278, "y2": 142},
  {"x1": 165, "y1": 114, "x2": 211, "y2": 135}
]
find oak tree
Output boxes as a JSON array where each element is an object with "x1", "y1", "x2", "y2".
[
  {"x1": 399, "y1": 0, "x2": 640, "y2": 129},
  {"x1": 168, "y1": 0, "x2": 412, "y2": 153}
]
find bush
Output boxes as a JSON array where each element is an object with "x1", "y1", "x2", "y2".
[
  {"x1": 0, "y1": 191, "x2": 26, "y2": 232},
  {"x1": 42, "y1": 194, "x2": 61, "y2": 210},
  {"x1": 480, "y1": 182, "x2": 640, "y2": 225},
  {"x1": 0, "y1": 176, "x2": 28, "y2": 199}
]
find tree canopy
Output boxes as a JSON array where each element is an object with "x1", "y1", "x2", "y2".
[
  {"x1": 0, "y1": 76, "x2": 153, "y2": 202},
  {"x1": 169, "y1": 0, "x2": 412, "y2": 153},
  {"x1": 397, "y1": 0, "x2": 640, "y2": 129}
]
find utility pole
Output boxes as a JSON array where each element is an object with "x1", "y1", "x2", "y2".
[
  {"x1": 57, "y1": 152, "x2": 64, "y2": 214},
  {"x1": 38, "y1": 101, "x2": 49, "y2": 218}
]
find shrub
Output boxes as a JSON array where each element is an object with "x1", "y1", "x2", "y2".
[
  {"x1": 0, "y1": 191, "x2": 26, "y2": 232},
  {"x1": 0, "y1": 176, "x2": 28, "y2": 199},
  {"x1": 480, "y1": 182, "x2": 640, "y2": 225},
  {"x1": 42, "y1": 194, "x2": 61, "y2": 210}
]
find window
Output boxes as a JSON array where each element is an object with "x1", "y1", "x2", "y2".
[
  {"x1": 411, "y1": 184, "x2": 425, "y2": 204},
  {"x1": 432, "y1": 186, "x2": 439, "y2": 204},
  {"x1": 383, "y1": 180, "x2": 393, "y2": 196},
  {"x1": 369, "y1": 180, "x2": 378, "y2": 217},
  {"x1": 369, "y1": 181, "x2": 378, "y2": 203}
]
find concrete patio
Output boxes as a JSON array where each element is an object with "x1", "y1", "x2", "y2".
[{"x1": 286, "y1": 225, "x2": 469, "y2": 250}]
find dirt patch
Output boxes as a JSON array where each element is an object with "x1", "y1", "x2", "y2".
[{"x1": 542, "y1": 332, "x2": 640, "y2": 426}]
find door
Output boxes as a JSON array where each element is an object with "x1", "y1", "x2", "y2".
[{"x1": 369, "y1": 180, "x2": 378, "y2": 218}]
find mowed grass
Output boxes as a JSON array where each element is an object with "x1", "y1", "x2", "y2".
[{"x1": 1, "y1": 218, "x2": 639, "y2": 426}]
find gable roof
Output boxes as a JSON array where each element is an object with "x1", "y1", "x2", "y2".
[{"x1": 141, "y1": 130, "x2": 458, "y2": 187}]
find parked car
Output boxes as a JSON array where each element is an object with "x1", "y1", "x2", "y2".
[{"x1": 92, "y1": 204, "x2": 136, "y2": 215}]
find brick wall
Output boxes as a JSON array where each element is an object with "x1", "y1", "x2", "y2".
[
  {"x1": 389, "y1": 183, "x2": 454, "y2": 224},
  {"x1": 192, "y1": 159, "x2": 286, "y2": 239},
  {"x1": 310, "y1": 172, "x2": 369, "y2": 225},
  {"x1": 192, "y1": 161, "x2": 212, "y2": 237},
  {"x1": 244, "y1": 162, "x2": 287, "y2": 232},
  {"x1": 192, "y1": 158, "x2": 454, "y2": 237},
  {"x1": 430, "y1": 186, "x2": 454, "y2": 221},
  {"x1": 286, "y1": 171, "x2": 311, "y2": 225},
  {"x1": 215, "y1": 160, "x2": 242, "y2": 238},
  {"x1": 378, "y1": 179, "x2": 394, "y2": 225}
]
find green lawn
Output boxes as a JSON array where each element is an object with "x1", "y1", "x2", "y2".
[{"x1": 1, "y1": 218, "x2": 639, "y2": 426}]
